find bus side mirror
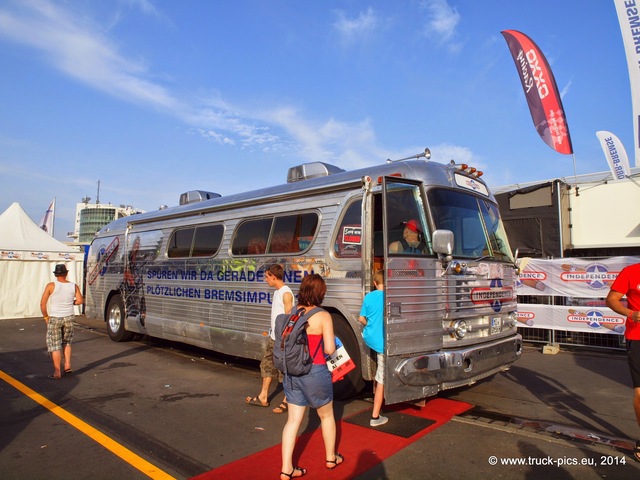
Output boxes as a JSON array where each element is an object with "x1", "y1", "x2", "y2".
[{"x1": 433, "y1": 230, "x2": 454, "y2": 256}]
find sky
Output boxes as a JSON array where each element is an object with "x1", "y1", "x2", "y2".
[{"x1": 0, "y1": 0, "x2": 635, "y2": 242}]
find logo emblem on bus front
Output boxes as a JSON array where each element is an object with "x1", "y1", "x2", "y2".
[{"x1": 470, "y1": 279, "x2": 513, "y2": 313}]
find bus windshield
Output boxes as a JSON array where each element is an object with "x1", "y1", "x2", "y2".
[{"x1": 428, "y1": 188, "x2": 514, "y2": 262}]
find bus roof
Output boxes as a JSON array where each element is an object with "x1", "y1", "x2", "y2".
[{"x1": 96, "y1": 159, "x2": 489, "y2": 236}]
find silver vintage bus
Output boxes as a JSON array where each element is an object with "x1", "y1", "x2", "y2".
[{"x1": 85, "y1": 151, "x2": 522, "y2": 403}]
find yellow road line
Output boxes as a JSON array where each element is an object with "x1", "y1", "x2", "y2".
[{"x1": 0, "y1": 370, "x2": 175, "y2": 480}]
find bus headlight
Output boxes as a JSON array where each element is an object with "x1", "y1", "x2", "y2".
[
  {"x1": 508, "y1": 311, "x2": 518, "y2": 328},
  {"x1": 449, "y1": 320, "x2": 468, "y2": 339}
]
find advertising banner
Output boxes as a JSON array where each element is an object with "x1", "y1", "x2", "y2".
[
  {"x1": 516, "y1": 256, "x2": 640, "y2": 334},
  {"x1": 39, "y1": 198, "x2": 55, "y2": 235},
  {"x1": 516, "y1": 304, "x2": 625, "y2": 335},
  {"x1": 596, "y1": 130, "x2": 631, "y2": 180},
  {"x1": 614, "y1": 0, "x2": 640, "y2": 166},
  {"x1": 502, "y1": 29, "x2": 573, "y2": 155}
]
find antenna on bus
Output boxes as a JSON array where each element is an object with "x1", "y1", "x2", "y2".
[{"x1": 386, "y1": 148, "x2": 431, "y2": 164}]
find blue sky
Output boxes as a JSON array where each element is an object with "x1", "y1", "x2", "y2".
[{"x1": 0, "y1": 0, "x2": 633, "y2": 241}]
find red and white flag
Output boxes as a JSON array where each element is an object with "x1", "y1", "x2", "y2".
[
  {"x1": 39, "y1": 198, "x2": 55, "y2": 235},
  {"x1": 502, "y1": 30, "x2": 573, "y2": 155}
]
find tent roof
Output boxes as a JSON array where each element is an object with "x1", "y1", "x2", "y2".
[
  {"x1": 0, "y1": 202, "x2": 77, "y2": 252},
  {"x1": 493, "y1": 166, "x2": 640, "y2": 195}
]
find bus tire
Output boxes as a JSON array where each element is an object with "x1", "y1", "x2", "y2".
[
  {"x1": 331, "y1": 313, "x2": 366, "y2": 400},
  {"x1": 106, "y1": 295, "x2": 134, "y2": 342}
]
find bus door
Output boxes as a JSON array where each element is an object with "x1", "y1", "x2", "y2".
[{"x1": 381, "y1": 177, "x2": 444, "y2": 404}]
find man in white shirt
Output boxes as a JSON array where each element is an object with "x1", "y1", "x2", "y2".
[
  {"x1": 40, "y1": 264, "x2": 84, "y2": 379},
  {"x1": 246, "y1": 264, "x2": 293, "y2": 412}
]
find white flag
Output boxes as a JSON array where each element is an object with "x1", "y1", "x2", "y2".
[
  {"x1": 614, "y1": 0, "x2": 640, "y2": 166},
  {"x1": 596, "y1": 131, "x2": 631, "y2": 181},
  {"x1": 39, "y1": 198, "x2": 55, "y2": 235}
]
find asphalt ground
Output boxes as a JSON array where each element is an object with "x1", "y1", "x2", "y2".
[{"x1": 0, "y1": 315, "x2": 639, "y2": 479}]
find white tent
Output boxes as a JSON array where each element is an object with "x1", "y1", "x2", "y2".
[{"x1": 0, "y1": 203, "x2": 84, "y2": 320}]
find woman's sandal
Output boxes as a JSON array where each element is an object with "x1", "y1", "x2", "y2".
[
  {"x1": 279, "y1": 466, "x2": 306, "y2": 479},
  {"x1": 273, "y1": 402, "x2": 288, "y2": 414},
  {"x1": 326, "y1": 452, "x2": 344, "y2": 470},
  {"x1": 633, "y1": 440, "x2": 640, "y2": 463}
]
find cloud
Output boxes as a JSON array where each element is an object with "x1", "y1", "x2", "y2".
[
  {"x1": 0, "y1": 134, "x2": 27, "y2": 148},
  {"x1": 0, "y1": 1, "x2": 284, "y2": 148},
  {"x1": 0, "y1": 2, "x2": 329, "y2": 157},
  {"x1": 127, "y1": 0, "x2": 159, "y2": 17},
  {"x1": 0, "y1": 1, "x2": 473, "y2": 177},
  {"x1": 198, "y1": 129, "x2": 235, "y2": 146},
  {"x1": 560, "y1": 79, "x2": 572, "y2": 100},
  {"x1": 419, "y1": 0, "x2": 462, "y2": 50},
  {"x1": 431, "y1": 143, "x2": 475, "y2": 165},
  {"x1": 332, "y1": 7, "x2": 378, "y2": 43},
  {"x1": 0, "y1": 160, "x2": 97, "y2": 192},
  {"x1": 0, "y1": 0, "x2": 179, "y2": 109},
  {"x1": 263, "y1": 106, "x2": 388, "y2": 168}
]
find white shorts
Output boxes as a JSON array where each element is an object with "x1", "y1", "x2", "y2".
[{"x1": 375, "y1": 352, "x2": 385, "y2": 385}]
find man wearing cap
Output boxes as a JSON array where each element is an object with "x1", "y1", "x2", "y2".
[
  {"x1": 40, "y1": 264, "x2": 84, "y2": 379},
  {"x1": 389, "y1": 219, "x2": 427, "y2": 254}
]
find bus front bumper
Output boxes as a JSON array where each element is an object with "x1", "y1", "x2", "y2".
[{"x1": 395, "y1": 334, "x2": 523, "y2": 389}]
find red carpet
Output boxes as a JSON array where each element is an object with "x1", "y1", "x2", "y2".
[{"x1": 191, "y1": 398, "x2": 471, "y2": 480}]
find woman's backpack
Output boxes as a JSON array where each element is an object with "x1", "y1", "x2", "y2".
[{"x1": 273, "y1": 306, "x2": 323, "y2": 376}]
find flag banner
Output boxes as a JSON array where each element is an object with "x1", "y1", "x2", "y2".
[
  {"x1": 517, "y1": 256, "x2": 640, "y2": 298},
  {"x1": 501, "y1": 30, "x2": 573, "y2": 155},
  {"x1": 614, "y1": 0, "x2": 640, "y2": 167},
  {"x1": 596, "y1": 131, "x2": 631, "y2": 181},
  {"x1": 39, "y1": 198, "x2": 55, "y2": 235},
  {"x1": 516, "y1": 304, "x2": 625, "y2": 335},
  {"x1": 516, "y1": 256, "x2": 640, "y2": 334}
]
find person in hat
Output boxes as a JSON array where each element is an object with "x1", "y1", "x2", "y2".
[
  {"x1": 40, "y1": 264, "x2": 84, "y2": 379},
  {"x1": 389, "y1": 219, "x2": 427, "y2": 254}
]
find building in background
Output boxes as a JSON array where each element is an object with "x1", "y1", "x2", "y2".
[
  {"x1": 495, "y1": 167, "x2": 640, "y2": 351},
  {"x1": 494, "y1": 167, "x2": 640, "y2": 259},
  {"x1": 67, "y1": 197, "x2": 143, "y2": 244}
]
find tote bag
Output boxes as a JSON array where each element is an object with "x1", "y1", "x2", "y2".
[{"x1": 325, "y1": 337, "x2": 355, "y2": 382}]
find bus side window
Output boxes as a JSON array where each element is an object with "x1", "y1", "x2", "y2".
[
  {"x1": 247, "y1": 237, "x2": 267, "y2": 255},
  {"x1": 269, "y1": 215, "x2": 299, "y2": 253},
  {"x1": 334, "y1": 200, "x2": 362, "y2": 259},
  {"x1": 168, "y1": 228, "x2": 194, "y2": 258},
  {"x1": 269, "y1": 232, "x2": 295, "y2": 253},
  {"x1": 268, "y1": 213, "x2": 319, "y2": 254},
  {"x1": 232, "y1": 218, "x2": 272, "y2": 255},
  {"x1": 335, "y1": 224, "x2": 361, "y2": 257},
  {"x1": 191, "y1": 225, "x2": 224, "y2": 257}
]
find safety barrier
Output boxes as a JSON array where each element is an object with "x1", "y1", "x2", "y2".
[{"x1": 517, "y1": 256, "x2": 640, "y2": 352}]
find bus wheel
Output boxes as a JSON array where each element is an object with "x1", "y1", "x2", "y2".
[
  {"x1": 106, "y1": 295, "x2": 134, "y2": 342},
  {"x1": 332, "y1": 313, "x2": 366, "y2": 400}
]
